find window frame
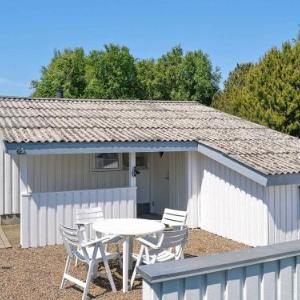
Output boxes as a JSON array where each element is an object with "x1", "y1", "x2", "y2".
[{"x1": 90, "y1": 153, "x2": 122, "y2": 172}]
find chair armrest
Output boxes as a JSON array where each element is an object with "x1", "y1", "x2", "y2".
[
  {"x1": 136, "y1": 237, "x2": 160, "y2": 249},
  {"x1": 80, "y1": 236, "x2": 108, "y2": 248},
  {"x1": 101, "y1": 234, "x2": 122, "y2": 244}
]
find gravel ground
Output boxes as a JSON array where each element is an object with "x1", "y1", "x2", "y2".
[{"x1": 0, "y1": 227, "x2": 248, "y2": 300}]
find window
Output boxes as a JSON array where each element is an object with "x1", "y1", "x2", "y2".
[
  {"x1": 91, "y1": 153, "x2": 121, "y2": 171},
  {"x1": 122, "y1": 153, "x2": 148, "y2": 169}
]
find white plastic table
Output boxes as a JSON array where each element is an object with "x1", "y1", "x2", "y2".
[{"x1": 93, "y1": 218, "x2": 165, "y2": 292}]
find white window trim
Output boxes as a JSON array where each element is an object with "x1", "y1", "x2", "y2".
[{"x1": 90, "y1": 153, "x2": 122, "y2": 172}]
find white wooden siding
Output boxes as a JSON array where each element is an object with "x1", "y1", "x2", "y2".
[
  {"x1": 0, "y1": 142, "x2": 20, "y2": 215},
  {"x1": 27, "y1": 154, "x2": 128, "y2": 193},
  {"x1": 266, "y1": 185, "x2": 299, "y2": 244},
  {"x1": 152, "y1": 152, "x2": 198, "y2": 227},
  {"x1": 21, "y1": 187, "x2": 137, "y2": 248},
  {"x1": 169, "y1": 152, "x2": 188, "y2": 211},
  {"x1": 26, "y1": 154, "x2": 150, "y2": 204},
  {"x1": 142, "y1": 255, "x2": 300, "y2": 300},
  {"x1": 198, "y1": 154, "x2": 268, "y2": 246}
]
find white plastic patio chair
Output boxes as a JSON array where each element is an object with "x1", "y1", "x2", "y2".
[
  {"x1": 59, "y1": 224, "x2": 118, "y2": 300},
  {"x1": 130, "y1": 226, "x2": 188, "y2": 288},
  {"x1": 161, "y1": 208, "x2": 187, "y2": 229},
  {"x1": 75, "y1": 207, "x2": 105, "y2": 241},
  {"x1": 75, "y1": 207, "x2": 122, "y2": 266}
]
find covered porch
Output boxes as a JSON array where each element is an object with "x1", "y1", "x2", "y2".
[{"x1": 6, "y1": 141, "x2": 199, "y2": 248}]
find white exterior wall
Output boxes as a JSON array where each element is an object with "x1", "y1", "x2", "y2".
[
  {"x1": 21, "y1": 187, "x2": 137, "y2": 248},
  {"x1": 266, "y1": 185, "x2": 299, "y2": 244},
  {"x1": 2, "y1": 145, "x2": 300, "y2": 247},
  {"x1": 26, "y1": 153, "x2": 150, "y2": 203},
  {"x1": 0, "y1": 143, "x2": 20, "y2": 215},
  {"x1": 168, "y1": 152, "x2": 188, "y2": 211},
  {"x1": 198, "y1": 153, "x2": 268, "y2": 246},
  {"x1": 153, "y1": 152, "x2": 198, "y2": 228}
]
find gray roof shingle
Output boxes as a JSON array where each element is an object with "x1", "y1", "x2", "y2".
[{"x1": 0, "y1": 96, "x2": 300, "y2": 176}]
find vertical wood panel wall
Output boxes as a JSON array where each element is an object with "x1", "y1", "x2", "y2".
[
  {"x1": 27, "y1": 154, "x2": 129, "y2": 193},
  {"x1": 0, "y1": 142, "x2": 20, "y2": 215},
  {"x1": 169, "y1": 152, "x2": 188, "y2": 211},
  {"x1": 21, "y1": 187, "x2": 137, "y2": 248},
  {"x1": 141, "y1": 240, "x2": 300, "y2": 300},
  {"x1": 198, "y1": 153, "x2": 268, "y2": 246},
  {"x1": 0, "y1": 152, "x2": 150, "y2": 216},
  {"x1": 266, "y1": 185, "x2": 299, "y2": 244},
  {"x1": 168, "y1": 152, "x2": 199, "y2": 227},
  {"x1": 142, "y1": 256, "x2": 300, "y2": 300},
  {"x1": 26, "y1": 154, "x2": 149, "y2": 204}
]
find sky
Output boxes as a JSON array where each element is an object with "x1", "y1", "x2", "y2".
[{"x1": 0, "y1": 0, "x2": 299, "y2": 96}]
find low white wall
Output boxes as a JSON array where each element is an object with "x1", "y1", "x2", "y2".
[
  {"x1": 21, "y1": 187, "x2": 137, "y2": 248},
  {"x1": 140, "y1": 240, "x2": 300, "y2": 300}
]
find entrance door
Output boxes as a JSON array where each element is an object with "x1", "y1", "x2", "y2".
[{"x1": 151, "y1": 152, "x2": 170, "y2": 215}]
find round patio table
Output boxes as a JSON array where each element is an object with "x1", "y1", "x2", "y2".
[{"x1": 93, "y1": 218, "x2": 165, "y2": 292}]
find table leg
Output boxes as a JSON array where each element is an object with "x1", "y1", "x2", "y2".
[
  {"x1": 91, "y1": 262, "x2": 98, "y2": 281},
  {"x1": 123, "y1": 236, "x2": 129, "y2": 292},
  {"x1": 128, "y1": 237, "x2": 133, "y2": 271}
]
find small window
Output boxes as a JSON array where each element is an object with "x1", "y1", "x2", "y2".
[
  {"x1": 122, "y1": 153, "x2": 147, "y2": 169},
  {"x1": 91, "y1": 153, "x2": 121, "y2": 171}
]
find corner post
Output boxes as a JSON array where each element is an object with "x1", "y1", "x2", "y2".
[
  {"x1": 187, "y1": 152, "x2": 198, "y2": 228},
  {"x1": 128, "y1": 152, "x2": 137, "y2": 272},
  {"x1": 129, "y1": 152, "x2": 136, "y2": 188},
  {"x1": 19, "y1": 155, "x2": 30, "y2": 248},
  {"x1": 129, "y1": 152, "x2": 137, "y2": 218}
]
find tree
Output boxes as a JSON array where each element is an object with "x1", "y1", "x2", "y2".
[
  {"x1": 31, "y1": 44, "x2": 220, "y2": 104},
  {"x1": 213, "y1": 42, "x2": 300, "y2": 137},
  {"x1": 135, "y1": 59, "x2": 157, "y2": 99},
  {"x1": 136, "y1": 46, "x2": 220, "y2": 103},
  {"x1": 31, "y1": 48, "x2": 86, "y2": 98},
  {"x1": 179, "y1": 50, "x2": 220, "y2": 104},
  {"x1": 154, "y1": 46, "x2": 184, "y2": 100},
  {"x1": 85, "y1": 44, "x2": 138, "y2": 99},
  {"x1": 212, "y1": 63, "x2": 253, "y2": 114}
]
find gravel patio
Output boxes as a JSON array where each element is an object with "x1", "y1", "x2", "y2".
[{"x1": 0, "y1": 226, "x2": 248, "y2": 300}]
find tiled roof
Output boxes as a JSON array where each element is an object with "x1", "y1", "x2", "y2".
[{"x1": 0, "y1": 96, "x2": 300, "y2": 176}]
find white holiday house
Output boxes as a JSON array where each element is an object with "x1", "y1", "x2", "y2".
[{"x1": 0, "y1": 96, "x2": 300, "y2": 248}]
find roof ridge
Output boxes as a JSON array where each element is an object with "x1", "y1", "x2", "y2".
[{"x1": 0, "y1": 95, "x2": 201, "y2": 105}]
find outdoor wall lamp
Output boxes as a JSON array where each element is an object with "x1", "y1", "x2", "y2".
[{"x1": 132, "y1": 166, "x2": 141, "y2": 177}]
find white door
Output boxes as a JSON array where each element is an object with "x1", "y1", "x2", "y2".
[{"x1": 151, "y1": 152, "x2": 170, "y2": 215}]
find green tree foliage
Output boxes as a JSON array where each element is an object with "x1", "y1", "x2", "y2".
[
  {"x1": 32, "y1": 48, "x2": 86, "y2": 98},
  {"x1": 85, "y1": 44, "x2": 138, "y2": 99},
  {"x1": 135, "y1": 58, "x2": 157, "y2": 99},
  {"x1": 136, "y1": 46, "x2": 220, "y2": 104},
  {"x1": 212, "y1": 63, "x2": 253, "y2": 115},
  {"x1": 32, "y1": 45, "x2": 220, "y2": 104},
  {"x1": 213, "y1": 41, "x2": 300, "y2": 137}
]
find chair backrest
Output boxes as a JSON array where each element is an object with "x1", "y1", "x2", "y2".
[
  {"x1": 75, "y1": 207, "x2": 104, "y2": 224},
  {"x1": 161, "y1": 208, "x2": 187, "y2": 228},
  {"x1": 75, "y1": 207, "x2": 104, "y2": 240},
  {"x1": 159, "y1": 226, "x2": 188, "y2": 258},
  {"x1": 59, "y1": 224, "x2": 89, "y2": 260}
]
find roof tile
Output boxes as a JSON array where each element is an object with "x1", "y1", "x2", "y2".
[{"x1": 0, "y1": 96, "x2": 300, "y2": 176}]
